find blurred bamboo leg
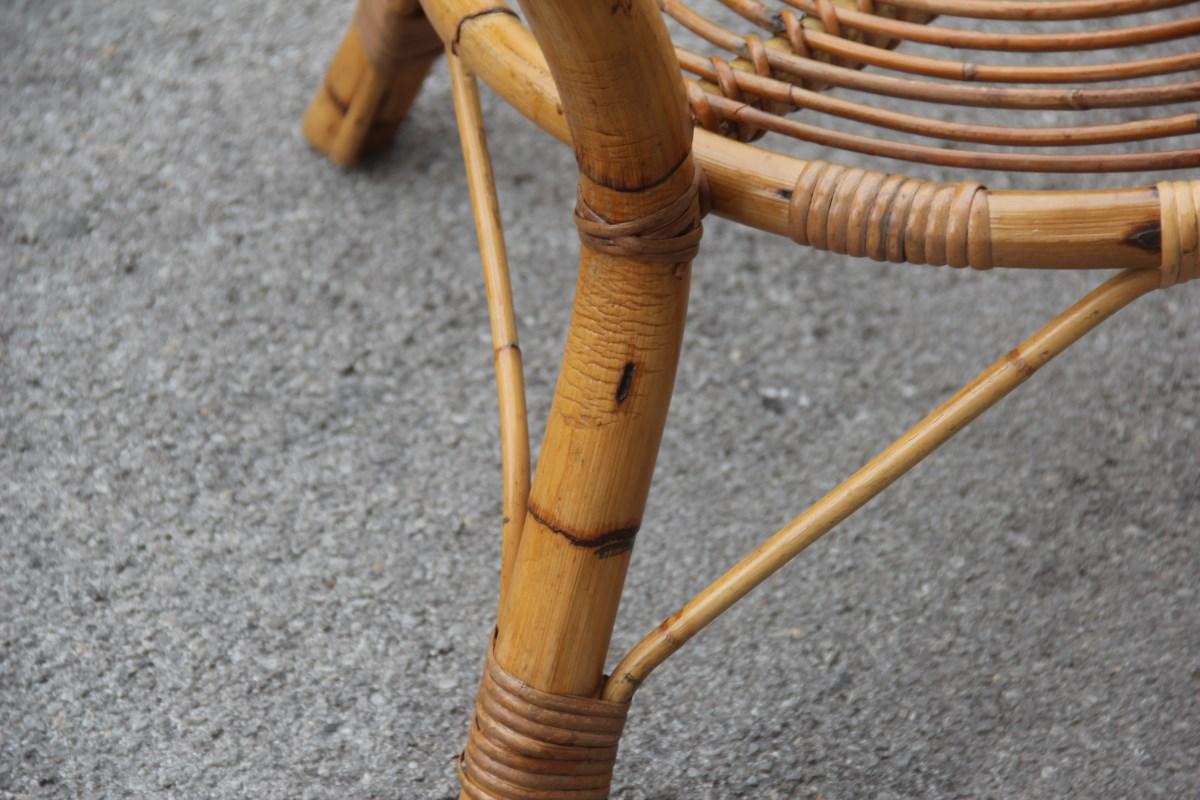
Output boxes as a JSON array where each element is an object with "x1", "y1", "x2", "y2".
[
  {"x1": 448, "y1": 52, "x2": 530, "y2": 617},
  {"x1": 604, "y1": 268, "x2": 1161, "y2": 702},
  {"x1": 303, "y1": 0, "x2": 442, "y2": 166}
]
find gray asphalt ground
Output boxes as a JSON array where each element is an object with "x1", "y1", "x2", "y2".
[{"x1": 2, "y1": 1, "x2": 1198, "y2": 798}]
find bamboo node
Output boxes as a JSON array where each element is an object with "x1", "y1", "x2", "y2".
[
  {"x1": 574, "y1": 165, "x2": 706, "y2": 264},
  {"x1": 787, "y1": 160, "x2": 990, "y2": 268},
  {"x1": 354, "y1": 0, "x2": 443, "y2": 75},
  {"x1": 1156, "y1": 181, "x2": 1200, "y2": 286},
  {"x1": 458, "y1": 640, "x2": 631, "y2": 800}
]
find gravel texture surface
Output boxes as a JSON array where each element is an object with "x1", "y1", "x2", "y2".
[{"x1": 2, "y1": 2, "x2": 1198, "y2": 798}]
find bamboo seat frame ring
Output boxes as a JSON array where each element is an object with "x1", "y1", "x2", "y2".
[{"x1": 301, "y1": 0, "x2": 1197, "y2": 795}]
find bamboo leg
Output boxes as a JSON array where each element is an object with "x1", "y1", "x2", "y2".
[
  {"x1": 303, "y1": 0, "x2": 442, "y2": 167},
  {"x1": 456, "y1": 0, "x2": 700, "y2": 794},
  {"x1": 447, "y1": 52, "x2": 530, "y2": 617},
  {"x1": 490, "y1": 0, "x2": 696, "y2": 699},
  {"x1": 604, "y1": 268, "x2": 1162, "y2": 702}
]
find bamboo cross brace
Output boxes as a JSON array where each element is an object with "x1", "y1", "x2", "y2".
[
  {"x1": 603, "y1": 267, "x2": 1161, "y2": 703},
  {"x1": 448, "y1": 51, "x2": 531, "y2": 617}
]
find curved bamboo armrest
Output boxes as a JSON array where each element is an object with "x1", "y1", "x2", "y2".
[{"x1": 422, "y1": 0, "x2": 1172, "y2": 273}]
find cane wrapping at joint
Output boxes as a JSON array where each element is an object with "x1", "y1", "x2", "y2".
[
  {"x1": 354, "y1": 0, "x2": 443, "y2": 76},
  {"x1": 458, "y1": 642, "x2": 631, "y2": 800},
  {"x1": 1157, "y1": 181, "x2": 1200, "y2": 287},
  {"x1": 788, "y1": 160, "x2": 992, "y2": 269},
  {"x1": 574, "y1": 166, "x2": 706, "y2": 264}
]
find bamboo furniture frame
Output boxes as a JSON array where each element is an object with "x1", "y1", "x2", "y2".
[{"x1": 302, "y1": 0, "x2": 1197, "y2": 794}]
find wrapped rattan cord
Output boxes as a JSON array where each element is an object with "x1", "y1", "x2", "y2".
[
  {"x1": 789, "y1": 161, "x2": 992, "y2": 269},
  {"x1": 458, "y1": 640, "x2": 631, "y2": 800},
  {"x1": 574, "y1": 166, "x2": 707, "y2": 264},
  {"x1": 1157, "y1": 181, "x2": 1200, "y2": 287},
  {"x1": 354, "y1": 0, "x2": 443, "y2": 75}
]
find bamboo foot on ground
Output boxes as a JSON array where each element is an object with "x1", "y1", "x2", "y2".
[{"x1": 303, "y1": 0, "x2": 442, "y2": 166}]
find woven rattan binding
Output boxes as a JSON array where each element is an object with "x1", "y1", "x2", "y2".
[
  {"x1": 1157, "y1": 180, "x2": 1200, "y2": 286},
  {"x1": 458, "y1": 639, "x2": 631, "y2": 800},
  {"x1": 574, "y1": 165, "x2": 707, "y2": 264},
  {"x1": 788, "y1": 160, "x2": 991, "y2": 268}
]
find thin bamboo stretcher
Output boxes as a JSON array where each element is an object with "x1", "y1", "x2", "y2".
[{"x1": 301, "y1": 0, "x2": 1197, "y2": 794}]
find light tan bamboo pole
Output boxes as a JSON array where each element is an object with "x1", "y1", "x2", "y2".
[
  {"x1": 484, "y1": 0, "x2": 697, "y2": 701},
  {"x1": 417, "y1": 0, "x2": 1167, "y2": 272},
  {"x1": 455, "y1": 0, "x2": 699, "y2": 792},
  {"x1": 603, "y1": 268, "x2": 1161, "y2": 703},
  {"x1": 447, "y1": 51, "x2": 531, "y2": 617},
  {"x1": 303, "y1": 0, "x2": 442, "y2": 166}
]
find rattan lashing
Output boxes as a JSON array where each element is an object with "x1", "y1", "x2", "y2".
[
  {"x1": 303, "y1": 0, "x2": 1196, "y2": 795},
  {"x1": 574, "y1": 165, "x2": 707, "y2": 263},
  {"x1": 458, "y1": 636, "x2": 630, "y2": 799}
]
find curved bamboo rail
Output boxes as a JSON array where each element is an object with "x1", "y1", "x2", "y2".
[
  {"x1": 420, "y1": 0, "x2": 1167, "y2": 272},
  {"x1": 669, "y1": 0, "x2": 1200, "y2": 112},
  {"x1": 877, "y1": 0, "x2": 1194, "y2": 21},
  {"x1": 677, "y1": 50, "x2": 1200, "y2": 148},
  {"x1": 780, "y1": 0, "x2": 1200, "y2": 51}
]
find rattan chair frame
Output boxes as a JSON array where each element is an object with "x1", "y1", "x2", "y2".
[{"x1": 301, "y1": 0, "x2": 1196, "y2": 795}]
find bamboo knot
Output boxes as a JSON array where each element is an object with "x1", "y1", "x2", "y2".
[
  {"x1": 788, "y1": 160, "x2": 992, "y2": 269},
  {"x1": 1156, "y1": 181, "x2": 1200, "y2": 286},
  {"x1": 458, "y1": 640, "x2": 631, "y2": 800},
  {"x1": 354, "y1": 0, "x2": 443, "y2": 76},
  {"x1": 574, "y1": 165, "x2": 706, "y2": 264}
]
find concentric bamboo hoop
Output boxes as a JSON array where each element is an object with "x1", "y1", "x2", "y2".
[{"x1": 418, "y1": 0, "x2": 1171, "y2": 271}]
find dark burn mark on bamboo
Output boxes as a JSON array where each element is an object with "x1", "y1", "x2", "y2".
[
  {"x1": 1123, "y1": 220, "x2": 1162, "y2": 254},
  {"x1": 452, "y1": 7, "x2": 519, "y2": 54},
  {"x1": 1006, "y1": 348, "x2": 1036, "y2": 379},
  {"x1": 595, "y1": 540, "x2": 635, "y2": 559},
  {"x1": 527, "y1": 504, "x2": 639, "y2": 558},
  {"x1": 615, "y1": 362, "x2": 636, "y2": 404},
  {"x1": 656, "y1": 616, "x2": 681, "y2": 648},
  {"x1": 775, "y1": 187, "x2": 793, "y2": 201}
]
